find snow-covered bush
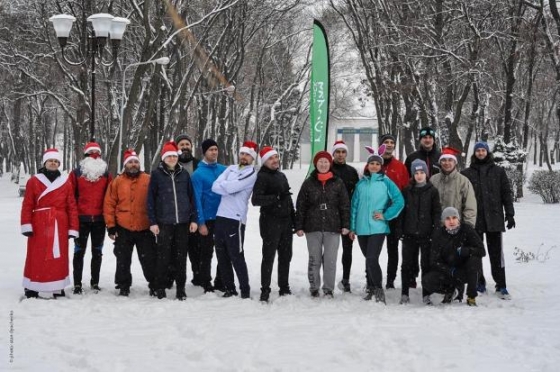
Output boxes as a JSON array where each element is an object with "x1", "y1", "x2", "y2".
[
  {"x1": 493, "y1": 136, "x2": 527, "y2": 201},
  {"x1": 527, "y1": 170, "x2": 560, "y2": 203}
]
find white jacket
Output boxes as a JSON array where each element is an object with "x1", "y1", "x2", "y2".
[{"x1": 212, "y1": 164, "x2": 257, "y2": 224}]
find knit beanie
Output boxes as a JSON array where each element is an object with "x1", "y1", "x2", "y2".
[
  {"x1": 441, "y1": 207, "x2": 460, "y2": 222},
  {"x1": 365, "y1": 144, "x2": 386, "y2": 165},
  {"x1": 201, "y1": 139, "x2": 218, "y2": 154},
  {"x1": 175, "y1": 134, "x2": 192, "y2": 146},
  {"x1": 313, "y1": 151, "x2": 333, "y2": 167},
  {"x1": 411, "y1": 159, "x2": 428, "y2": 175},
  {"x1": 378, "y1": 134, "x2": 396, "y2": 145},
  {"x1": 474, "y1": 141, "x2": 490, "y2": 153},
  {"x1": 419, "y1": 127, "x2": 436, "y2": 140}
]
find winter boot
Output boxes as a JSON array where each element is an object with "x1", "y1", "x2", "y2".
[
  {"x1": 91, "y1": 284, "x2": 101, "y2": 292},
  {"x1": 363, "y1": 288, "x2": 374, "y2": 301},
  {"x1": 53, "y1": 290, "x2": 66, "y2": 299},
  {"x1": 24, "y1": 289, "x2": 39, "y2": 299},
  {"x1": 260, "y1": 288, "x2": 271, "y2": 303},
  {"x1": 203, "y1": 282, "x2": 215, "y2": 293},
  {"x1": 149, "y1": 288, "x2": 157, "y2": 297},
  {"x1": 374, "y1": 288, "x2": 386, "y2": 304},
  {"x1": 496, "y1": 288, "x2": 511, "y2": 300},
  {"x1": 466, "y1": 297, "x2": 477, "y2": 306},
  {"x1": 423, "y1": 295, "x2": 433, "y2": 306},
  {"x1": 323, "y1": 290, "x2": 334, "y2": 299},
  {"x1": 156, "y1": 289, "x2": 166, "y2": 299},
  {"x1": 442, "y1": 289, "x2": 457, "y2": 304},
  {"x1": 279, "y1": 287, "x2": 292, "y2": 296},
  {"x1": 385, "y1": 280, "x2": 395, "y2": 290},
  {"x1": 310, "y1": 289, "x2": 320, "y2": 298},
  {"x1": 399, "y1": 295, "x2": 410, "y2": 304},
  {"x1": 119, "y1": 287, "x2": 130, "y2": 297},
  {"x1": 73, "y1": 285, "x2": 83, "y2": 295},
  {"x1": 241, "y1": 291, "x2": 251, "y2": 299},
  {"x1": 222, "y1": 289, "x2": 239, "y2": 298},
  {"x1": 338, "y1": 279, "x2": 351, "y2": 293},
  {"x1": 176, "y1": 288, "x2": 187, "y2": 301}
]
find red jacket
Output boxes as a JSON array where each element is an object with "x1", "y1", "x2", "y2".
[
  {"x1": 69, "y1": 168, "x2": 112, "y2": 218},
  {"x1": 382, "y1": 157, "x2": 409, "y2": 191}
]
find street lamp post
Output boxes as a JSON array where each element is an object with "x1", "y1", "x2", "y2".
[
  {"x1": 118, "y1": 57, "x2": 171, "y2": 169},
  {"x1": 49, "y1": 12, "x2": 130, "y2": 142}
]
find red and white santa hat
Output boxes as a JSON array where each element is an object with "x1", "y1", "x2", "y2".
[
  {"x1": 42, "y1": 148, "x2": 62, "y2": 164},
  {"x1": 123, "y1": 149, "x2": 140, "y2": 167},
  {"x1": 161, "y1": 141, "x2": 179, "y2": 161},
  {"x1": 439, "y1": 146, "x2": 462, "y2": 163},
  {"x1": 259, "y1": 146, "x2": 278, "y2": 164},
  {"x1": 239, "y1": 140, "x2": 258, "y2": 160},
  {"x1": 83, "y1": 142, "x2": 102, "y2": 155},
  {"x1": 331, "y1": 140, "x2": 348, "y2": 154}
]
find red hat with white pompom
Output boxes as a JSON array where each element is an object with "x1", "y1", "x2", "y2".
[
  {"x1": 259, "y1": 146, "x2": 278, "y2": 164},
  {"x1": 123, "y1": 149, "x2": 140, "y2": 166},
  {"x1": 83, "y1": 142, "x2": 102, "y2": 155},
  {"x1": 331, "y1": 140, "x2": 348, "y2": 154},
  {"x1": 439, "y1": 146, "x2": 462, "y2": 163},
  {"x1": 239, "y1": 141, "x2": 258, "y2": 160},
  {"x1": 161, "y1": 141, "x2": 180, "y2": 161},
  {"x1": 42, "y1": 148, "x2": 62, "y2": 165}
]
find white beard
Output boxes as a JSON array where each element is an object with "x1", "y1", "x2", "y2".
[{"x1": 80, "y1": 157, "x2": 108, "y2": 182}]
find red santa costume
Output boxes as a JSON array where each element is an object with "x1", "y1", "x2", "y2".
[{"x1": 20, "y1": 149, "x2": 79, "y2": 293}]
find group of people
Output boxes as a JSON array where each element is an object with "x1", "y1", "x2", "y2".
[{"x1": 20, "y1": 126, "x2": 516, "y2": 307}]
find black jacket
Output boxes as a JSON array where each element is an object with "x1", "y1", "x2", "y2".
[
  {"x1": 405, "y1": 147, "x2": 441, "y2": 179},
  {"x1": 461, "y1": 156, "x2": 515, "y2": 232},
  {"x1": 251, "y1": 166, "x2": 295, "y2": 221},
  {"x1": 331, "y1": 162, "x2": 360, "y2": 199},
  {"x1": 147, "y1": 162, "x2": 197, "y2": 225},
  {"x1": 430, "y1": 224, "x2": 486, "y2": 276},
  {"x1": 401, "y1": 182, "x2": 442, "y2": 237},
  {"x1": 295, "y1": 171, "x2": 350, "y2": 233}
]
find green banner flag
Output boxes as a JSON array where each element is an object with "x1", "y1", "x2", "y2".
[{"x1": 309, "y1": 20, "x2": 330, "y2": 172}]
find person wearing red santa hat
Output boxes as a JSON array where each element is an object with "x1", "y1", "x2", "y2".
[
  {"x1": 251, "y1": 146, "x2": 296, "y2": 302},
  {"x1": 147, "y1": 141, "x2": 198, "y2": 300},
  {"x1": 295, "y1": 151, "x2": 350, "y2": 298},
  {"x1": 330, "y1": 140, "x2": 359, "y2": 293},
  {"x1": 68, "y1": 142, "x2": 113, "y2": 294},
  {"x1": 430, "y1": 146, "x2": 477, "y2": 228},
  {"x1": 104, "y1": 149, "x2": 157, "y2": 297},
  {"x1": 212, "y1": 141, "x2": 258, "y2": 299},
  {"x1": 20, "y1": 148, "x2": 79, "y2": 299}
]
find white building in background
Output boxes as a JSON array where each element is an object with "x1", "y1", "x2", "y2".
[{"x1": 299, "y1": 116, "x2": 378, "y2": 164}]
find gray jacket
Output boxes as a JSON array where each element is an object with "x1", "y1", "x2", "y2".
[{"x1": 430, "y1": 168, "x2": 477, "y2": 227}]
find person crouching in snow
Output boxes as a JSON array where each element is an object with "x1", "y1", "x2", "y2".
[
  {"x1": 295, "y1": 151, "x2": 350, "y2": 299},
  {"x1": 349, "y1": 145, "x2": 404, "y2": 304},
  {"x1": 20, "y1": 148, "x2": 79, "y2": 299},
  {"x1": 147, "y1": 141, "x2": 198, "y2": 300},
  {"x1": 399, "y1": 159, "x2": 441, "y2": 304},
  {"x1": 422, "y1": 207, "x2": 486, "y2": 306},
  {"x1": 212, "y1": 141, "x2": 259, "y2": 299}
]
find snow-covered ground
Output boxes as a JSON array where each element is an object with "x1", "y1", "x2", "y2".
[{"x1": 1, "y1": 165, "x2": 559, "y2": 371}]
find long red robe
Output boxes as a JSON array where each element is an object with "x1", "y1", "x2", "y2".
[{"x1": 20, "y1": 173, "x2": 79, "y2": 292}]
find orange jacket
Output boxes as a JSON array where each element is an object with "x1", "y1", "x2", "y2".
[{"x1": 103, "y1": 172, "x2": 150, "y2": 231}]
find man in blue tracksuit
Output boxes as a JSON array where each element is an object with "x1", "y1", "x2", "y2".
[
  {"x1": 211, "y1": 141, "x2": 258, "y2": 298},
  {"x1": 191, "y1": 139, "x2": 227, "y2": 292}
]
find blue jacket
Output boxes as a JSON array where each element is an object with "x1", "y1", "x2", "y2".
[
  {"x1": 147, "y1": 162, "x2": 197, "y2": 225},
  {"x1": 191, "y1": 161, "x2": 227, "y2": 225},
  {"x1": 350, "y1": 173, "x2": 404, "y2": 235},
  {"x1": 212, "y1": 164, "x2": 257, "y2": 224}
]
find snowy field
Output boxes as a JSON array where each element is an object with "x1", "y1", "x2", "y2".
[{"x1": 1, "y1": 165, "x2": 559, "y2": 372}]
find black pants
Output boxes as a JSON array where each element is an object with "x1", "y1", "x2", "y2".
[
  {"x1": 155, "y1": 223, "x2": 189, "y2": 290},
  {"x1": 386, "y1": 219, "x2": 400, "y2": 283},
  {"x1": 260, "y1": 216, "x2": 292, "y2": 291},
  {"x1": 401, "y1": 236, "x2": 431, "y2": 296},
  {"x1": 340, "y1": 233, "x2": 354, "y2": 281},
  {"x1": 113, "y1": 227, "x2": 156, "y2": 290},
  {"x1": 477, "y1": 231, "x2": 506, "y2": 290},
  {"x1": 214, "y1": 217, "x2": 250, "y2": 295},
  {"x1": 73, "y1": 220, "x2": 106, "y2": 286},
  {"x1": 422, "y1": 256, "x2": 482, "y2": 299},
  {"x1": 187, "y1": 230, "x2": 201, "y2": 284},
  {"x1": 357, "y1": 234, "x2": 386, "y2": 290},
  {"x1": 198, "y1": 220, "x2": 222, "y2": 288}
]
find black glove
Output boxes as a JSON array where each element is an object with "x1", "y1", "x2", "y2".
[
  {"x1": 22, "y1": 231, "x2": 33, "y2": 237},
  {"x1": 277, "y1": 190, "x2": 292, "y2": 201},
  {"x1": 505, "y1": 215, "x2": 516, "y2": 230},
  {"x1": 108, "y1": 226, "x2": 117, "y2": 236}
]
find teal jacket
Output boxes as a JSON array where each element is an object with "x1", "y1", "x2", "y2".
[{"x1": 350, "y1": 173, "x2": 404, "y2": 235}]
